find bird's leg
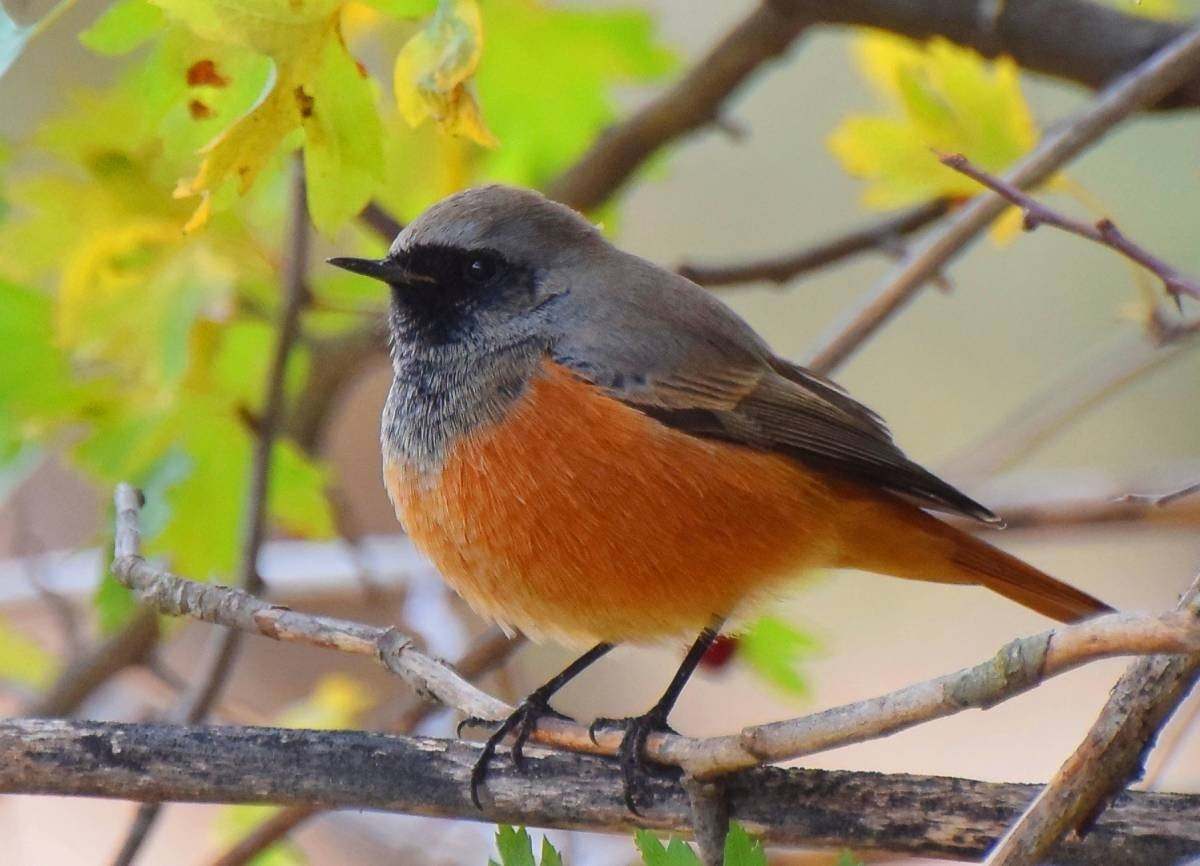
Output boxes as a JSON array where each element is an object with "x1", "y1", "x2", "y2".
[
  {"x1": 467, "y1": 641, "x2": 613, "y2": 809},
  {"x1": 591, "y1": 621, "x2": 723, "y2": 815}
]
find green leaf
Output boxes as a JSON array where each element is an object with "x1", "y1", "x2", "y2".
[
  {"x1": 302, "y1": 34, "x2": 385, "y2": 233},
  {"x1": 634, "y1": 831, "x2": 701, "y2": 866},
  {"x1": 835, "y1": 851, "x2": 865, "y2": 866},
  {"x1": 739, "y1": 616, "x2": 818, "y2": 696},
  {"x1": 94, "y1": 570, "x2": 140, "y2": 635},
  {"x1": 80, "y1": 0, "x2": 166, "y2": 56},
  {"x1": 0, "y1": 615, "x2": 57, "y2": 689},
  {"x1": 0, "y1": 278, "x2": 84, "y2": 451},
  {"x1": 358, "y1": 0, "x2": 433, "y2": 16},
  {"x1": 723, "y1": 823, "x2": 767, "y2": 866},
  {"x1": 216, "y1": 805, "x2": 306, "y2": 866},
  {"x1": 494, "y1": 826, "x2": 536, "y2": 866},
  {"x1": 476, "y1": 0, "x2": 674, "y2": 188},
  {"x1": 538, "y1": 838, "x2": 563, "y2": 866}
]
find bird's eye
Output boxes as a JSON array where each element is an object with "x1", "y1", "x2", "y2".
[{"x1": 464, "y1": 255, "x2": 497, "y2": 284}]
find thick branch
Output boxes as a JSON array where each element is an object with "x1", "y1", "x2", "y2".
[
  {"x1": 984, "y1": 575, "x2": 1200, "y2": 865},
  {"x1": 546, "y1": 2, "x2": 812, "y2": 211},
  {"x1": 677, "y1": 199, "x2": 950, "y2": 288},
  {"x1": 207, "y1": 626, "x2": 524, "y2": 866},
  {"x1": 3, "y1": 719, "x2": 1198, "y2": 864},
  {"x1": 111, "y1": 484, "x2": 1200, "y2": 783},
  {"x1": 786, "y1": 0, "x2": 1200, "y2": 110},
  {"x1": 803, "y1": 24, "x2": 1200, "y2": 375}
]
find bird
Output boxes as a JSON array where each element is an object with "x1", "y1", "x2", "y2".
[{"x1": 328, "y1": 184, "x2": 1111, "y2": 812}]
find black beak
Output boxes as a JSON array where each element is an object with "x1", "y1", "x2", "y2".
[{"x1": 326, "y1": 256, "x2": 427, "y2": 286}]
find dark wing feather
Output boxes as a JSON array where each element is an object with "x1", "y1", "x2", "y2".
[
  {"x1": 564, "y1": 354, "x2": 998, "y2": 524},
  {"x1": 543, "y1": 248, "x2": 993, "y2": 522}
]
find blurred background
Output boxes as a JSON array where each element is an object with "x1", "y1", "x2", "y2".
[{"x1": 1, "y1": 0, "x2": 1199, "y2": 863}]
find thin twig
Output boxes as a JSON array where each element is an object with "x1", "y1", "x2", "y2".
[
  {"x1": 803, "y1": 24, "x2": 1200, "y2": 375},
  {"x1": 3, "y1": 718, "x2": 1198, "y2": 863},
  {"x1": 110, "y1": 155, "x2": 311, "y2": 866},
  {"x1": 983, "y1": 574, "x2": 1200, "y2": 866},
  {"x1": 110, "y1": 484, "x2": 1200, "y2": 783},
  {"x1": 359, "y1": 201, "x2": 403, "y2": 242},
  {"x1": 677, "y1": 198, "x2": 950, "y2": 288},
  {"x1": 1120, "y1": 480, "x2": 1200, "y2": 508},
  {"x1": 941, "y1": 151, "x2": 1200, "y2": 306},
  {"x1": 24, "y1": 608, "x2": 159, "y2": 718},
  {"x1": 546, "y1": 2, "x2": 814, "y2": 211}
]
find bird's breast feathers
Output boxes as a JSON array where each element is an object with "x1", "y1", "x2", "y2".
[{"x1": 384, "y1": 359, "x2": 845, "y2": 645}]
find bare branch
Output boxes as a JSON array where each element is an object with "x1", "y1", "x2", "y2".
[
  {"x1": 23, "y1": 608, "x2": 158, "y2": 718},
  {"x1": 4, "y1": 718, "x2": 1199, "y2": 863},
  {"x1": 677, "y1": 199, "x2": 950, "y2": 288},
  {"x1": 112, "y1": 485, "x2": 509, "y2": 724},
  {"x1": 111, "y1": 483, "x2": 1200, "y2": 787},
  {"x1": 546, "y1": 3, "x2": 813, "y2": 211},
  {"x1": 941, "y1": 152, "x2": 1200, "y2": 306},
  {"x1": 206, "y1": 627, "x2": 523, "y2": 866},
  {"x1": 209, "y1": 806, "x2": 320, "y2": 866},
  {"x1": 112, "y1": 155, "x2": 312, "y2": 866},
  {"x1": 1120, "y1": 479, "x2": 1200, "y2": 509},
  {"x1": 359, "y1": 201, "x2": 403, "y2": 242},
  {"x1": 803, "y1": 24, "x2": 1200, "y2": 375},
  {"x1": 989, "y1": 482, "x2": 1200, "y2": 532},
  {"x1": 983, "y1": 575, "x2": 1200, "y2": 865},
  {"x1": 783, "y1": 0, "x2": 1200, "y2": 111}
]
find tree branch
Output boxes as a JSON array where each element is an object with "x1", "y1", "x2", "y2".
[
  {"x1": 23, "y1": 607, "x2": 159, "y2": 718},
  {"x1": 3, "y1": 718, "x2": 1199, "y2": 864},
  {"x1": 206, "y1": 627, "x2": 524, "y2": 866},
  {"x1": 790, "y1": 0, "x2": 1200, "y2": 110},
  {"x1": 111, "y1": 155, "x2": 312, "y2": 866},
  {"x1": 110, "y1": 484, "x2": 1200, "y2": 786},
  {"x1": 546, "y1": 2, "x2": 813, "y2": 211},
  {"x1": 803, "y1": 24, "x2": 1200, "y2": 375},
  {"x1": 941, "y1": 152, "x2": 1200, "y2": 306},
  {"x1": 676, "y1": 199, "x2": 950, "y2": 288},
  {"x1": 1123, "y1": 479, "x2": 1200, "y2": 508},
  {"x1": 984, "y1": 574, "x2": 1200, "y2": 865}
]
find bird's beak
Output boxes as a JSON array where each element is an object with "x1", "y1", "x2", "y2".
[{"x1": 326, "y1": 256, "x2": 426, "y2": 286}]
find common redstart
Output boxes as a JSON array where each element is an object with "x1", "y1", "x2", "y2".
[{"x1": 329, "y1": 185, "x2": 1110, "y2": 811}]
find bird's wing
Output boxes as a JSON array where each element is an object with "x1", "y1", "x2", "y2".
[{"x1": 547, "y1": 262, "x2": 996, "y2": 523}]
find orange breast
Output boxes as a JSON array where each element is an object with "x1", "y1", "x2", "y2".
[{"x1": 384, "y1": 360, "x2": 848, "y2": 645}]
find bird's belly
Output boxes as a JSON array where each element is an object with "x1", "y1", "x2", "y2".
[{"x1": 385, "y1": 361, "x2": 843, "y2": 645}]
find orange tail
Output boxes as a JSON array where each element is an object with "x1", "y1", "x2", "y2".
[{"x1": 837, "y1": 494, "x2": 1112, "y2": 624}]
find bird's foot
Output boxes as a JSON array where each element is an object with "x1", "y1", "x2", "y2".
[
  {"x1": 589, "y1": 708, "x2": 677, "y2": 815},
  {"x1": 465, "y1": 694, "x2": 574, "y2": 809}
]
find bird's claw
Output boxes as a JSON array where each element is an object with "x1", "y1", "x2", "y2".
[
  {"x1": 602, "y1": 709, "x2": 677, "y2": 815},
  {"x1": 467, "y1": 695, "x2": 574, "y2": 809}
]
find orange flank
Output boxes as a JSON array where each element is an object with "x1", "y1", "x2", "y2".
[{"x1": 386, "y1": 361, "x2": 1107, "y2": 646}]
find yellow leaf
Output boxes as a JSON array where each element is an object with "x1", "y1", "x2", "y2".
[
  {"x1": 829, "y1": 31, "x2": 1038, "y2": 209},
  {"x1": 0, "y1": 616, "x2": 57, "y2": 690},
  {"x1": 174, "y1": 71, "x2": 302, "y2": 229},
  {"x1": 150, "y1": 0, "x2": 384, "y2": 231},
  {"x1": 394, "y1": 0, "x2": 496, "y2": 147},
  {"x1": 1101, "y1": 0, "x2": 1180, "y2": 18},
  {"x1": 276, "y1": 673, "x2": 374, "y2": 729}
]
